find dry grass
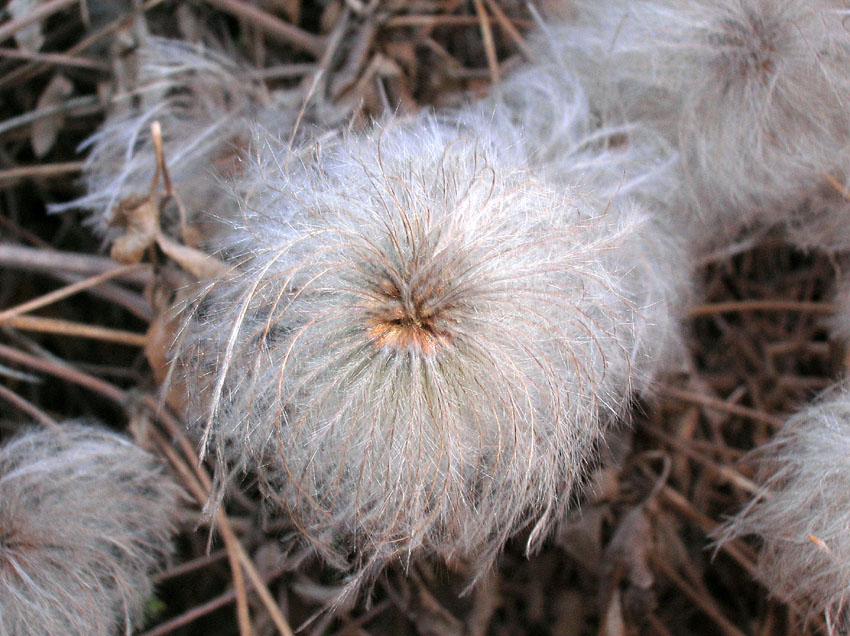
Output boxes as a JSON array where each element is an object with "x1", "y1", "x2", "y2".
[{"x1": 0, "y1": 1, "x2": 844, "y2": 635}]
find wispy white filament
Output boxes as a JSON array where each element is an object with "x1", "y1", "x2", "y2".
[
  {"x1": 546, "y1": 0, "x2": 850, "y2": 249},
  {"x1": 718, "y1": 384, "x2": 850, "y2": 629},
  {"x1": 178, "y1": 100, "x2": 689, "y2": 596},
  {"x1": 0, "y1": 422, "x2": 180, "y2": 636},
  {"x1": 51, "y1": 37, "x2": 307, "y2": 239}
]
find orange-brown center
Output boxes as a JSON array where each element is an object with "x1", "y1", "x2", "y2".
[{"x1": 365, "y1": 277, "x2": 451, "y2": 355}]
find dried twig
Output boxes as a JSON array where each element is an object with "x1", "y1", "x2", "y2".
[
  {"x1": 0, "y1": 95, "x2": 99, "y2": 137},
  {"x1": 147, "y1": 398, "x2": 295, "y2": 636},
  {"x1": 385, "y1": 15, "x2": 533, "y2": 29},
  {"x1": 473, "y1": 0, "x2": 500, "y2": 84},
  {"x1": 658, "y1": 384, "x2": 783, "y2": 427},
  {"x1": 0, "y1": 160, "x2": 85, "y2": 183},
  {"x1": 0, "y1": 47, "x2": 108, "y2": 71},
  {"x1": 0, "y1": 0, "x2": 79, "y2": 45},
  {"x1": 0, "y1": 263, "x2": 144, "y2": 322},
  {"x1": 0, "y1": 383, "x2": 59, "y2": 429},
  {"x1": 0, "y1": 343, "x2": 127, "y2": 404},
  {"x1": 483, "y1": 0, "x2": 535, "y2": 61},
  {"x1": 1, "y1": 315, "x2": 147, "y2": 347},
  {"x1": 200, "y1": 0, "x2": 325, "y2": 57},
  {"x1": 0, "y1": 244, "x2": 152, "y2": 286},
  {"x1": 650, "y1": 554, "x2": 748, "y2": 636},
  {"x1": 689, "y1": 299, "x2": 837, "y2": 317}
]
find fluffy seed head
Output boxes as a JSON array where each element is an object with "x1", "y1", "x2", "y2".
[
  {"x1": 178, "y1": 108, "x2": 687, "y2": 596},
  {"x1": 717, "y1": 384, "x2": 850, "y2": 628},
  {"x1": 547, "y1": 0, "x2": 850, "y2": 245},
  {"x1": 471, "y1": 51, "x2": 680, "y2": 209},
  {"x1": 51, "y1": 37, "x2": 306, "y2": 238},
  {"x1": 0, "y1": 422, "x2": 180, "y2": 636}
]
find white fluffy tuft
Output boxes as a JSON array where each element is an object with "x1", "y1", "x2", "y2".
[
  {"x1": 717, "y1": 384, "x2": 850, "y2": 628},
  {"x1": 546, "y1": 0, "x2": 850, "y2": 247},
  {"x1": 51, "y1": 37, "x2": 305, "y2": 238},
  {"x1": 177, "y1": 104, "x2": 689, "y2": 596},
  {"x1": 0, "y1": 422, "x2": 180, "y2": 636}
]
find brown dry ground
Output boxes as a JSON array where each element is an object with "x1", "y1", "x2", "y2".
[{"x1": 0, "y1": 1, "x2": 841, "y2": 635}]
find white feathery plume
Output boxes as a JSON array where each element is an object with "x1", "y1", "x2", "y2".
[
  {"x1": 785, "y1": 186, "x2": 850, "y2": 256},
  {"x1": 717, "y1": 384, "x2": 850, "y2": 629},
  {"x1": 544, "y1": 0, "x2": 850, "y2": 247},
  {"x1": 51, "y1": 36, "x2": 307, "y2": 238},
  {"x1": 469, "y1": 29, "x2": 681, "y2": 225},
  {"x1": 0, "y1": 422, "x2": 180, "y2": 636},
  {"x1": 177, "y1": 100, "x2": 690, "y2": 597}
]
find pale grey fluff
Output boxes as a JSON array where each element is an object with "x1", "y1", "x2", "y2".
[
  {"x1": 0, "y1": 422, "x2": 180, "y2": 636},
  {"x1": 826, "y1": 277, "x2": 850, "y2": 346},
  {"x1": 178, "y1": 105, "x2": 688, "y2": 598},
  {"x1": 465, "y1": 31, "x2": 684, "y2": 255},
  {"x1": 785, "y1": 187, "x2": 850, "y2": 256},
  {"x1": 478, "y1": 19, "x2": 680, "y2": 208},
  {"x1": 461, "y1": 52, "x2": 690, "y2": 363},
  {"x1": 717, "y1": 384, "x2": 850, "y2": 629},
  {"x1": 51, "y1": 36, "x2": 305, "y2": 238},
  {"x1": 546, "y1": 0, "x2": 850, "y2": 246}
]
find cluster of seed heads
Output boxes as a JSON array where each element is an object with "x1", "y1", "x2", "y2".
[
  {"x1": 0, "y1": 422, "x2": 179, "y2": 636},
  {"x1": 59, "y1": 0, "x2": 850, "y2": 617}
]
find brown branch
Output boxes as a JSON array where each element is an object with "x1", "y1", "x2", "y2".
[
  {"x1": 473, "y1": 0, "x2": 500, "y2": 84},
  {"x1": 145, "y1": 397, "x2": 295, "y2": 636},
  {"x1": 642, "y1": 422, "x2": 762, "y2": 495},
  {"x1": 0, "y1": 160, "x2": 85, "y2": 183},
  {"x1": 0, "y1": 383, "x2": 59, "y2": 429},
  {"x1": 0, "y1": 0, "x2": 79, "y2": 45},
  {"x1": 0, "y1": 243, "x2": 152, "y2": 286},
  {"x1": 658, "y1": 384, "x2": 783, "y2": 427},
  {"x1": 0, "y1": 343, "x2": 127, "y2": 404},
  {"x1": 201, "y1": 0, "x2": 325, "y2": 57},
  {"x1": 385, "y1": 15, "x2": 534, "y2": 29},
  {"x1": 688, "y1": 300, "x2": 837, "y2": 318},
  {"x1": 0, "y1": 263, "x2": 145, "y2": 322},
  {"x1": 1, "y1": 314, "x2": 148, "y2": 347},
  {"x1": 0, "y1": 47, "x2": 108, "y2": 71},
  {"x1": 483, "y1": 0, "x2": 535, "y2": 62},
  {"x1": 650, "y1": 554, "x2": 748, "y2": 636},
  {"x1": 139, "y1": 562, "x2": 291, "y2": 636}
]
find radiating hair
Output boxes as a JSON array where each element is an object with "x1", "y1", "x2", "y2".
[
  {"x1": 177, "y1": 102, "x2": 689, "y2": 597},
  {"x1": 717, "y1": 384, "x2": 850, "y2": 629},
  {"x1": 0, "y1": 422, "x2": 180, "y2": 636}
]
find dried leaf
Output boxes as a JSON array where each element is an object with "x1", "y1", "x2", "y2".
[
  {"x1": 144, "y1": 310, "x2": 186, "y2": 415},
  {"x1": 109, "y1": 195, "x2": 160, "y2": 264},
  {"x1": 32, "y1": 73, "x2": 73, "y2": 157},
  {"x1": 605, "y1": 506, "x2": 655, "y2": 591},
  {"x1": 559, "y1": 506, "x2": 607, "y2": 576},
  {"x1": 155, "y1": 233, "x2": 231, "y2": 279}
]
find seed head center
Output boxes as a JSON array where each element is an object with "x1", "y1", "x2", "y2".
[{"x1": 366, "y1": 276, "x2": 451, "y2": 355}]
